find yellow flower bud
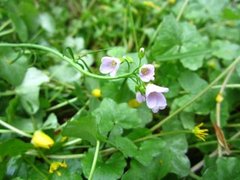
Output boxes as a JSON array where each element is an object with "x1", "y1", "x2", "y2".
[
  {"x1": 91, "y1": 88, "x2": 101, "y2": 98},
  {"x1": 128, "y1": 99, "x2": 141, "y2": 108},
  {"x1": 192, "y1": 123, "x2": 208, "y2": 141},
  {"x1": 216, "y1": 93, "x2": 224, "y2": 103},
  {"x1": 31, "y1": 130, "x2": 54, "y2": 149}
]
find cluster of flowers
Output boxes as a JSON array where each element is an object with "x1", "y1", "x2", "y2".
[{"x1": 99, "y1": 56, "x2": 169, "y2": 113}]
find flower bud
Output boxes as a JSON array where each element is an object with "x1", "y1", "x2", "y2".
[
  {"x1": 138, "y1": 47, "x2": 145, "y2": 59},
  {"x1": 92, "y1": 88, "x2": 102, "y2": 98},
  {"x1": 31, "y1": 130, "x2": 54, "y2": 149}
]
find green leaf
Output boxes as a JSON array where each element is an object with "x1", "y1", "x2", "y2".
[
  {"x1": 0, "y1": 139, "x2": 32, "y2": 157},
  {"x1": 150, "y1": 15, "x2": 182, "y2": 57},
  {"x1": 0, "y1": 48, "x2": 28, "y2": 86},
  {"x1": 212, "y1": 40, "x2": 240, "y2": 61},
  {"x1": 93, "y1": 153, "x2": 126, "y2": 180},
  {"x1": 110, "y1": 136, "x2": 138, "y2": 158},
  {"x1": 178, "y1": 71, "x2": 208, "y2": 94},
  {"x1": 42, "y1": 113, "x2": 59, "y2": 130},
  {"x1": 62, "y1": 115, "x2": 98, "y2": 145},
  {"x1": 16, "y1": 67, "x2": 49, "y2": 114},
  {"x1": 203, "y1": 157, "x2": 240, "y2": 179},
  {"x1": 135, "y1": 139, "x2": 166, "y2": 166},
  {"x1": 5, "y1": 1, "x2": 28, "y2": 41},
  {"x1": 92, "y1": 98, "x2": 143, "y2": 138},
  {"x1": 163, "y1": 135, "x2": 190, "y2": 177}
]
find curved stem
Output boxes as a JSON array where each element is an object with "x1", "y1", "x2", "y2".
[
  {"x1": 0, "y1": 119, "x2": 32, "y2": 138},
  {"x1": 0, "y1": 43, "x2": 133, "y2": 80},
  {"x1": 89, "y1": 140, "x2": 100, "y2": 180},
  {"x1": 151, "y1": 56, "x2": 240, "y2": 132}
]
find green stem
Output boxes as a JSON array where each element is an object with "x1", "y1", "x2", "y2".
[
  {"x1": 176, "y1": 0, "x2": 189, "y2": 21},
  {"x1": 0, "y1": 119, "x2": 32, "y2": 138},
  {"x1": 0, "y1": 43, "x2": 133, "y2": 80},
  {"x1": 47, "y1": 97, "x2": 78, "y2": 111},
  {"x1": 135, "y1": 130, "x2": 191, "y2": 142},
  {"x1": 150, "y1": 56, "x2": 240, "y2": 132},
  {"x1": 47, "y1": 154, "x2": 85, "y2": 159},
  {"x1": 0, "y1": 28, "x2": 14, "y2": 37},
  {"x1": 37, "y1": 149, "x2": 51, "y2": 164},
  {"x1": 0, "y1": 129, "x2": 13, "y2": 133},
  {"x1": 89, "y1": 140, "x2": 100, "y2": 180},
  {"x1": 0, "y1": 90, "x2": 16, "y2": 97},
  {"x1": 0, "y1": 20, "x2": 11, "y2": 31},
  {"x1": 212, "y1": 84, "x2": 240, "y2": 89},
  {"x1": 128, "y1": 3, "x2": 139, "y2": 51}
]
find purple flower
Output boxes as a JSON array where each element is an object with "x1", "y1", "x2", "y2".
[
  {"x1": 99, "y1": 57, "x2": 120, "y2": 77},
  {"x1": 145, "y1": 84, "x2": 169, "y2": 113},
  {"x1": 139, "y1": 64, "x2": 155, "y2": 82},
  {"x1": 136, "y1": 92, "x2": 145, "y2": 103}
]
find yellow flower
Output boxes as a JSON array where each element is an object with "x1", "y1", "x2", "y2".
[
  {"x1": 91, "y1": 88, "x2": 101, "y2": 98},
  {"x1": 49, "y1": 161, "x2": 67, "y2": 176},
  {"x1": 31, "y1": 130, "x2": 54, "y2": 149},
  {"x1": 192, "y1": 123, "x2": 208, "y2": 141},
  {"x1": 216, "y1": 93, "x2": 224, "y2": 103},
  {"x1": 128, "y1": 99, "x2": 141, "y2": 108}
]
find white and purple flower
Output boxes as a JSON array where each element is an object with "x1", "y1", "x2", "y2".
[
  {"x1": 145, "y1": 84, "x2": 169, "y2": 113},
  {"x1": 139, "y1": 64, "x2": 155, "y2": 82},
  {"x1": 136, "y1": 92, "x2": 145, "y2": 103},
  {"x1": 136, "y1": 84, "x2": 169, "y2": 113},
  {"x1": 99, "y1": 56, "x2": 121, "y2": 77}
]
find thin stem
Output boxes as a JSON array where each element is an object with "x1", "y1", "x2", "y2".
[
  {"x1": 216, "y1": 64, "x2": 236, "y2": 157},
  {"x1": 0, "y1": 119, "x2": 32, "y2": 138},
  {"x1": 47, "y1": 154, "x2": 85, "y2": 159},
  {"x1": 189, "y1": 171, "x2": 201, "y2": 180},
  {"x1": 150, "y1": 56, "x2": 240, "y2": 132},
  {"x1": 101, "y1": 130, "x2": 192, "y2": 156},
  {"x1": 176, "y1": 0, "x2": 189, "y2": 21},
  {"x1": 128, "y1": 3, "x2": 139, "y2": 51},
  {"x1": 134, "y1": 130, "x2": 191, "y2": 143},
  {"x1": 47, "y1": 97, "x2": 78, "y2": 111},
  {"x1": 191, "y1": 130, "x2": 240, "y2": 172},
  {"x1": 89, "y1": 140, "x2": 100, "y2": 180},
  {"x1": 0, "y1": 28, "x2": 14, "y2": 37},
  {"x1": 212, "y1": 84, "x2": 240, "y2": 89},
  {"x1": 0, "y1": 43, "x2": 133, "y2": 80},
  {"x1": 0, "y1": 129, "x2": 14, "y2": 133},
  {"x1": 0, "y1": 90, "x2": 16, "y2": 97},
  {"x1": 63, "y1": 138, "x2": 82, "y2": 147},
  {"x1": 0, "y1": 20, "x2": 11, "y2": 31}
]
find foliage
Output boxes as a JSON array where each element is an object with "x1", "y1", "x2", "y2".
[{"x1": 0, "y1": 0, "x2": 240, "y2": 179}]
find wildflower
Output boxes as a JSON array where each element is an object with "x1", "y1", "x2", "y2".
[
  {"x1": 136, "y1": 92, "x2": 146, "y2": 103},
  {"x1": 128, "y1": 99, "x2": 141, "y2": 108},
  {"x1": 145, "y1": 84, "x2": 169, "y2": 113},
  {"x1": 49, "y1": 161, "x2": 67, "y2": 176},
  {"x1": 99, "y1": 56, "x2": 120, "y2": 77},
  {"x1": 192, "y1": 123, "x2": 208, "y2": 141},
  {"x1": 139, "y1": 64, "x2": 155, "y2": 82},
  {"x1": 92, "y1": 88, "x2": 101, "y2": 98},
  {"x1": 31, "y1": 130, "x2": 54, "y2": 149},
  {"x1": 216, "y1": 93, "x2": 223, "y2": 103}
]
